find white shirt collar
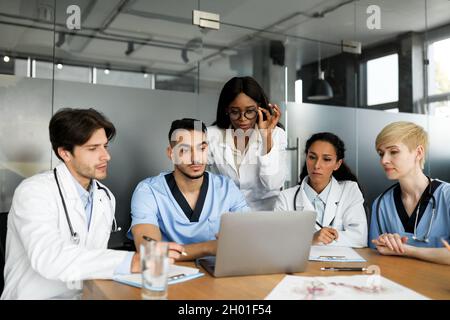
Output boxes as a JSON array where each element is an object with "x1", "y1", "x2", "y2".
[{"x1": 303, "y1": 176, "x2": 332, "y2": 205}]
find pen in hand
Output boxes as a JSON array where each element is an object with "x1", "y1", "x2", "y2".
[
  {"x1": 142, "y1": 235, "x2": 187, "y2": 256},
  {"x1": 314, "y1": 225, "x2": 339, "y2": 244}
]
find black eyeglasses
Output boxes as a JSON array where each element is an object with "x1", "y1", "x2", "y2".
[{"x1": 227, "y1": 109, "x2": 258, "y2": 120}]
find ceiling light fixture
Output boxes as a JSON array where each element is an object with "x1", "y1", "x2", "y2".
[
  {"x1": 56, "y1": 32, "x2": 66, "y2": 47},
  {"x1": 307, "y1": 42, "x2": 333, "y2": 100},
  {"x1": 104, "y1": 63, "x2": 111, "y2": 75},
  {"x1": 141, "y1": 66, "x2": 148, "y2": 78},
  {"x1": 181, "y1": 37, "x2": 203, "y2": 64},
  {"x1": 125, "y1": 42, "x2": 135, "y2": 56}
]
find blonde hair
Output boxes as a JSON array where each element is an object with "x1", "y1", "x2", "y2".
[{"x1": 375, "y1": 121, "x2": 428, "y2": 169}]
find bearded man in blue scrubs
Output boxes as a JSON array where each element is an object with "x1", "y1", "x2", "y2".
[{"x1": 129, "y1": 118, "x2": 250, "y2": 260}]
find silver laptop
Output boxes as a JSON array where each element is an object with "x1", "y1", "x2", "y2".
[{"x1": 197, "y1": 211, "x2": 316, "y2": 277}]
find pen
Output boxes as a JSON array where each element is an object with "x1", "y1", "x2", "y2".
[
  {"x1": 168, "y1": 273, "x2": 186, "y2": 281},
  {"x1": 142, "y1": 235, "x2": 156, "y2": 242},
  {"x1": 315, "y1": 222, "x2": 338, "y2": 241},
  {"x1": 142, "y1": 235, "x2": 187, "y2": 256},
  {"x1": 321, "y1": 267, "x2": 367, "y2": 271}
]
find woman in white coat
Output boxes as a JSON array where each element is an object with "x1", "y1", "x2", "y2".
[
  {"x1": 207, "y1": 76, "x2": 287, "y2": 211},
  {"x1": 274, "y1": 132, "x2": 368, "y2": 248}
]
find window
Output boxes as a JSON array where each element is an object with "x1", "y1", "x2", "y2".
[
  {"x1": 54, "y1": 64, "x2": 90, "y2": 83},
  {"x1": 429, "y1": 101, "x2": 450, "y2": 118},
  {"x1": 366, "y1": 54, "x2": 399, "y2": 106},
  {"x1": 14, "y1": 58, "x2": 28, "y2": 77},
  {"x1": 34, "y1": 60, "x2": 53, "y2": 79},
  {"x1": 15, "y1": 57, "x2": 161, "y2": 90},
  {"x1": 427, "y1": 37, "x2": 450, "y2": 118},
  {"x1": 34, "y1": 60, "x2": 91, "y2": 84},
  {"x1": 428, "y1": 37, "x2": 450, "y2": 96},
  {"x1": 96, "y1": 68, "x2": 152, "y2": 89},
  {"x1": 385, "y1": 108, "x2": 399, "y2": 113},
  {"x1": 155, "y1": 74, "x2": 196, "y2": 93},
  {"x1": 295, "y1": 79, "x2": 303, "y2": 103}
]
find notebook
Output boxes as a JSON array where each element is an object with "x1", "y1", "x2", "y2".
[
  {"x1": 309, "y1": 245, "x2": 366, "y2": 262},
  {"x1": 113, "y1": 264, "x2": 204, "y2": 287}
]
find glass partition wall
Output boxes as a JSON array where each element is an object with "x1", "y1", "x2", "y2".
[{"x1": 1, "y1": 0, "x2": 449, "y2": 247}]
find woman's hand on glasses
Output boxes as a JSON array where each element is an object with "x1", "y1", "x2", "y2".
[{"x1": 257, "y1": 103, "x2": 281, "y2": 131}]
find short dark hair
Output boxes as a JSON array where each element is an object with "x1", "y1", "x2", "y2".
[
  {"x1": 299, "y1": 132, "x2": 358, "y2": 183},
  {"x1": 213, "y1": 76, "x2": 284, "y2": 129},
  {"x1": 49, "y1": 108, "x2": 116, "y2": 161},
  {"x1": 168, "y1": 118, "x2": 207, "y2": 145}
]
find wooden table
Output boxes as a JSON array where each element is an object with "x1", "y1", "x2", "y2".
[{"x1": 83, "y1": 249, "x2": 450, "y2": 300}]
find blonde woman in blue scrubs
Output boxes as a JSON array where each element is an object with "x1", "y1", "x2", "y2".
[{"x1": 370, "y1": 121, "x2": 450, "y2": 264}]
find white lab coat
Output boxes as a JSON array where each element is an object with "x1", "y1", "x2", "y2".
[
  {"x1": 1, "y1": 163, "x2": 128, "y2": 300},
  {"x1": 207, "y1": 125, "x2": 288, "y2": 211},
  {"x1": 274, "y1": 177, "x2": 368, "y2": 248}
]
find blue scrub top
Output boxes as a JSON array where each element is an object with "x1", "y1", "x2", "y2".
[
  {"x1": 128, "y1": 171, "x2": 250, "y2": 244},
  {"x1": 369, "y1": 179, "x2": 450, "y2": 248}
]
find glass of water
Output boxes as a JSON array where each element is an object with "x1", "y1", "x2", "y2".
[{"x1": 140, "y1": 240, "x2": 170, "y2": 300}]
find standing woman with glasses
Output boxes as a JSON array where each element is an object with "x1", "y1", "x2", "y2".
[
  {"x1": 369, "y1": 121, "x2": 450, "y2": 259},
  {"x1": 207, "y1": 76, "x2": 287, "y2": 210}
]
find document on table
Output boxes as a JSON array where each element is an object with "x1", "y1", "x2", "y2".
[
  {"x1": 265, "y1": 275, "x2": 429, "y2": 300},
  {"x1": 113, "y1": 264, "x2": 204, "y2": 287},
  {"x1": 309, "y1": 245, "x2": 366, "y2": 262}
]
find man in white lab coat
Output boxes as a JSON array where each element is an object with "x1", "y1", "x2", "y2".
[{"x1": 1, "y1": 108, "x2": 182, "y2": 299}]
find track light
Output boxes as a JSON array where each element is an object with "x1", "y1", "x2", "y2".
[
  {"x1": 56, "y1": 32, "x2": 66, "y2": 47},
  {"x1": 125, "y1": 42, "x2": 135, "y2": 56},
  {"x1": 181, "y1": 37, "x2": 203, "y2": 64},
  {"x1": 181, "y1": 48, "x2": 188, "y2": 63}
]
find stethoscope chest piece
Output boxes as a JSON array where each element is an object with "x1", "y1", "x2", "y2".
[{"x1": 71, "y1": 232, "x2": 80, "y2": 245}]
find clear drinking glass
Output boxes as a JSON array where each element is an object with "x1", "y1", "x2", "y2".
[{"x1": 140, "y1": 240, "x2": 170, "y2": 300}]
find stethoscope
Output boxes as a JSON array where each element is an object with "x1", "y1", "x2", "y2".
[
  {"x1": 53, "y1": 168, "x2": 121, "y2": 245},
  {"x1": 293, "y1": 183, "x2": 303, "y2": 211},
  {"x1": 293, "y1": 177, "x2": 336, "y2": 228},
  {"x1": 375, "y1": 176, "x2": 436, "y2": 243}
]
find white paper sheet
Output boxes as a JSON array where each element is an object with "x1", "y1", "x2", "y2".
[
  {"x1": 265, "y1": 275, "x2": 429, "y2": 300},
  {"x1": 309, "y1": 245, "x2": 366, "y2": 262},
  {"x1": 113, "y1": 264, "x2": 204, "y2": 287}
]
